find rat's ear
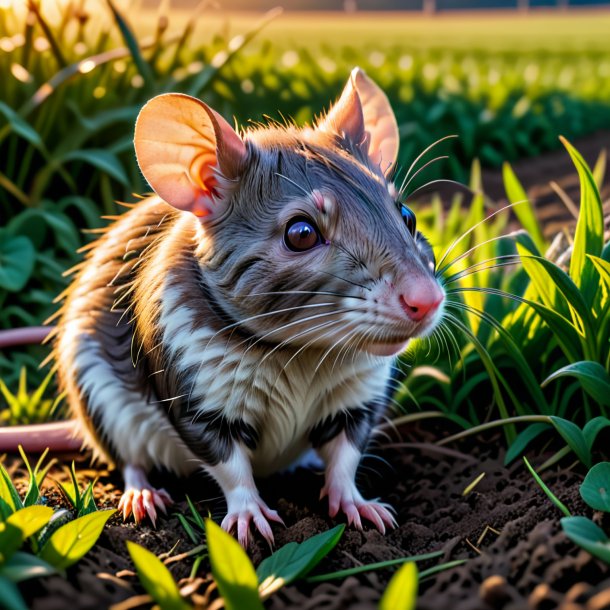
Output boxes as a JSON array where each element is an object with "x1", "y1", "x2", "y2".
[
  {"x1": 319, "y1": 67, "x2": 399, "y2": 175},
  {"x1": 134, "y1": 93, "x2": 247, "y2": 218}
]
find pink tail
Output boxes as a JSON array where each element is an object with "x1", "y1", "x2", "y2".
[
  {"x1": 0, "y1": 326, "x2": 52, "y2": 348},
  {"x1": 0, "y1": 421, "x2": 81, "y2": 453}
]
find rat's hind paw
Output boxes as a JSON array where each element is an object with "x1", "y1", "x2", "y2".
[
  {"x1": 321, "y1": 482, "x2": 397, "y2": 534},
  {"x1": 221, "y1": 489, "x2": 284, "y2": 549},
  {"x1": 118, "y1": 487, "x2": 173, "y2": 527}
]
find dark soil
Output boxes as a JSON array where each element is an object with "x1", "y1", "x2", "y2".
[{"x1": 5, "y1": 418, "x2": 610, "y2": 610}]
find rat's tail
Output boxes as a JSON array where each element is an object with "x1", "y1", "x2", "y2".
[
  {"x1": 0, "y1": 421, "x2": 82, "y2": 453},
  {"x1": 0, "y1": 326, "x2": 82, "y2": 453}
]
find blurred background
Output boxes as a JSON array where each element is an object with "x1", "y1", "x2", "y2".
[{"x1": 0, "y1": 0, "x2": 609, "y2": 390}]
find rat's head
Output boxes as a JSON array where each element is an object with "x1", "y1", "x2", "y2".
[{"x1": 134, "y1": 68, "x2": 444, "y2": 357}]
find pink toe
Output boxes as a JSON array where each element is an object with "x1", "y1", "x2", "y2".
[
  {"x1": 142, "y1": 490, "x2": 157, "y2": 527},
  {"x1": 360, "y1": 504, "x2": 385, "y2": 534},
  {"x1": 221, "y1": 514, "x2": 237, "y2": 534},
  {"x1": 237, "y1": 517, "x2": 251, "y2": 549}
]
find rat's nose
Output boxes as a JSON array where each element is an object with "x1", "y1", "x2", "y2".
[{"x1": 399, "y1": 286, "x2": 444, "y2": 322}]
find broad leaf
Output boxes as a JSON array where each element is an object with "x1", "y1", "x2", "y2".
[
  {"x1": 257, "y1": 525, "x2": 344, "y2": 598},
  {"x1": 379, "y1": 561, "x2": 418, "y2": 610},
  {"x1": 0, "y1": 506, "x2": 53, "y2": 564},
  {"x1": 580, "y1": 463, "x2": 610, "y2": 512},
  {"x1": 505, "y1": 423, "x2": 551, "y2": 465},
  {"x1": 544, "y1": 362, "x2": 610, "y2": 407},
  {"x1": 550, "y1": 416, "x2": 592, "y2": 468},
  {"x1": 205, "y1": 519, "x2": 264, "y2": 610},
  {"x1": 39, "y1": 509, "x2": 115, "y2": 570},
  {"x1": 0, "y1": 552, "x2": 56, "y2": 582},
  {"x1": 126, "y1": 541, "x2": 190, "y2": 610},
  {"x1": 0, "y1": 232, "x2": 36, "y2": 292},
  {"x1": 583, "y1": 417, "x2": 610, "y2": 450},
  {"x1": 561, "y1": 516, "x2": 610, "y2": 564},
  {"x1": 7, "y1": 506, "x2": 53, "y2": 539}
]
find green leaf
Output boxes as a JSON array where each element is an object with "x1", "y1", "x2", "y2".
[
  {"x1": 550, "y1": 416, "x2": 592, "y2": 468},
  {"x1": 580, "y1": 463, "x2": 610, "y2": 512},
  {"x1": 0, "y1": 552, "x2": 57, "y2": 582},
  {"x1": 0, "y1": 232, "x2": 36, "y2": 292},
  {"x1": 205, "y1": 519, "x2": 264, "y2": 610},
  {"x1": 62, "y1": 150, "x2": 129, "y2": 187},
  {"x1": 544, "y1": 362, "x2": 610, "y2": 407},
  {"x1": 505, "y1": 423, "x2": 551, "y2": 465},
  {"x1": 0, "y1": 465, "x2": 23, "y2": 517},
  {"x1": 7, "y1": 506, "x2": 53, "y2": 539},
  {"x1": 0, "y1": 575, "x2": 28, "y2": 610},
  {"x1": 126, "y1": 541, "x2": 190, "y2": 610},
  {"x1": 379, "y1": 562, "x2": 418, "y2": 610},
  {"x1": 583, "y1": 417, "x2": 610, "y2": 450},
  {"x1": 562, "y1": 136, "x2": 604, "y2": 307},
  {"x1": 592, "y1": 149, "x2": 606, "y2": 191},
  {"x1": 257, "y1": 525, "x2": 344, "y2": 598},
  {"x1": 0, "y1": 506, "x2": 53, "y2": 564},
  {"x1": 502, "y1": 162, "x2": 546, "y2": 254},
  {"x1": 561, "y1": 516, "x2": 610, "y2": 564},
  {"x1": 0, "y1": 102, "x2": 43, "y2": 148},
  {"x1": 523, "y1": 456, "x2": 571, "y2": 517},
  {"x1": 106, "y1": 0, "x2": 154, "y2": 88},
  {"x1": 588, "y1": 255, "x2": 610, "y2": 289},
  {"x1": 39, "y1": 509, "x2": 115, "y2": 570}
]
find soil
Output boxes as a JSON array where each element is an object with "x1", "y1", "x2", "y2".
[
  {"x1": 5, "y1": 131, "x2": 610, "y2": 609},
  {"x1": 5, "y1": 418, "x2": 610, "y2": 610}
]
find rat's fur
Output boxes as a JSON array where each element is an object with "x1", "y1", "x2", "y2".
[{"x1": 49, "y1": 70, "x2": 444, "y2": 544}]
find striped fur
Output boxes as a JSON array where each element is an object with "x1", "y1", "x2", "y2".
[{"x1": 53, "y1": 121, "x2": 440, "y2": 488}]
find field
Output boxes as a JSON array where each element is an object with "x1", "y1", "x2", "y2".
[{"x1": 1, "y1": 3, "x2": 610, "y2": 609}]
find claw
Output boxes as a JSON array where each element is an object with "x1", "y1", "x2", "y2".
[
  {"x1": 221, "y1": 491, "x2": 281, "y2": 549},
  {"x1": 322, "y1": 481, "x2": 397, "y2": 534},
  {"x1": 118, "y1": 487, "x2": 173, "y2": 527}
]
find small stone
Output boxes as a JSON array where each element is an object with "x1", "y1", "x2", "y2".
[
  {"x1": 529, "y1": 583, "x2": 551, "y2": 607},
  {"x1": 565, "y1": 582, "x2": 591, "y2": 603},
  {"x1": 480, "y1": 575, "x2": 511, "y2": 606},
  {"x1": 588, "y1": 589, "x2": 610, "y2": 610}
]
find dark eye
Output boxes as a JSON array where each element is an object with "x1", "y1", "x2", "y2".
[
  {"x1": 401, "y1": 204, "x2": 417, "y2": 236},
  {"x1": 284, "y1": 217, "x2": 322, "y2": 252}
]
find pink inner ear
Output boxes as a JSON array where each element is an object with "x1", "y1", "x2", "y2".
[{"x1": 134, "y1": 93, "x2": 246, "y2": 218}]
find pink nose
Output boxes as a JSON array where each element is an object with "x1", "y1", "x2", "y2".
[{"x1": 399, "y1": 289, "x2": 444, "y2": 322}]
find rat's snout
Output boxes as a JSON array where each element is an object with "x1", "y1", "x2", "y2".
[{"x1": 399, "y1": 283, "x2": 444, "y2": 322}]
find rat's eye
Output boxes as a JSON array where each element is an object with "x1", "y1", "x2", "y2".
[
  {"x1": 284, "y1": 217, "x2": 322, "y2": 252},
  {"x1": 400, "y1": 204, "x2": 417, "y2": 236}
]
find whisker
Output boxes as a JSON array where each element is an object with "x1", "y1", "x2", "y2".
[
  {"x1": 402, "y1": 134, "x2": 458, "y2": 184},
  {"x1": 241, "y1": 289, "x2": 365, "y2": 301},
  {"x1": 441, "y1": 254, "x2": 523, "y2": 285},
  {"x1": 437, "y1": 235, "x2": 523, "y2": 279},
  {"x1": 316, "y1": 270, "x2": 372, "y2": 292},
  {"x1": 435, "y1": 201, "x2": 529, "y2": 275},
  {"x1": 400, "y1": 155, "x2": 449, "y2": 197},
  {"x1": 274, "y1": 171, "x2": 311, "y2": 197}
]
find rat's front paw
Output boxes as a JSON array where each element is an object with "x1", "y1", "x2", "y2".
[
  {"x1": 118, "y1": 487, "x2": 173, "y2": 527},
  {"x1": 321, "y1": 481, "x2": 397, "y2": 534},
  {"x1": 221, "y1": 487, "x2": 284, "y2": 548}
]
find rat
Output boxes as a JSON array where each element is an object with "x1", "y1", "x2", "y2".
[{"x1": 0, "y1": 68, "x2": 444, "y2": 547}]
